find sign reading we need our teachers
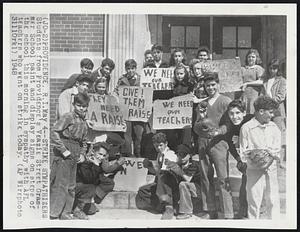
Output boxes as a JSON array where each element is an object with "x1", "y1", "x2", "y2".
[
  {"x1": 153, "y1": 93, "x2": 194, "y2": 130},
  {"x1": 140, "y1": 68, "x2": 175, "y2": 90}
]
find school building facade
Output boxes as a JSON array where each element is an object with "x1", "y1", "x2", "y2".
[{"x1": 49, "y1": 14, "x2": 286, "y2": 127}]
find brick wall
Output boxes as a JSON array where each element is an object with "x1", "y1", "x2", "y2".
[{"x1": 50, "y1": 14, "x2": 104, "y2": 52}]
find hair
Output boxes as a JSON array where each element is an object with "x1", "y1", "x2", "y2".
[
  {"x1": 94, "y1": 77, "x2": 108, "y2": 94},
  {"x1": 253, "y1": 96, "x2": 279, "y2": 112},
  {"x1": 152, "y1": 132, "x2": 167, "y2": 144},
  {"x1": 93, "y1": 142, "x2": 110, "y2": 152},
  {"x1": 203, "y1": 72, "x2": 219, "y2": 83},
  {"x1": 151, "y1": 44, "x2": 163, "y2": 52},
  {"x1": 197, "y1": 46, "x2": 211, "y2": 58},
  {"x1": 101, "y1": 58, "x2": 115, "y2": 70},
  {"x1": 125, "y1": 59, "x2": 137, "y2": 69},
  {"x1": 80, "y1": 58, "x2": 94, "y2": 69},
  {"x1": 267, "y1": 58, "x2": 282, "y2": 76},
  {"x1": 144, "y1": 49, "x2": 152, "y2": 57},
  {"x1": 176, "y1": 144, "x2": 192, "y2": 158},
  {"x1": 73, "y1": 92, "x2": 90, "y2": 106},
  {"x1": 76, "y1": 73, "x2": 92, "y2": 84},
  {"x1": 227, "y1": 99, "x2": 246, "y2": 112},
  {"x1": 169, "y1": 48, "x2": 187, "y2": 67},
  {"x1": 174, "y1": 63, "x2": 189, "y2": 86},
  {"x1": 245, "y1": 49, "x2": 262, "y2": 66}
]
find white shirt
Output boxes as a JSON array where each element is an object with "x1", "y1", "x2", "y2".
[
  {"x1": 239, "y1": 117, "x2": 281, "y2": 169},
  {"x1": 266, "y1": 77, "x2": 275, "y2": 97},
  {"x1": 158, "y1": 147, "x2": 178, "y2": 170}
]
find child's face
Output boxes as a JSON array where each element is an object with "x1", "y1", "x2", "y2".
[
  {"x1": 228, "y1": 107, "x2": 246, "y2": 125},
  {"x1": 269, "y1": 66, "x2": 278, "y2": 77},
  {"x1": 152, "y1": 49, "x2": 163, "y2": 62},
  {"x1": 125, "y1": 66, "x2": 137, "y2": 78},
  {"x1": 258, "y1": 109, "x2": 274, "y2": 124},
  {"x1": 175, "y1": 68, "x2": 186, "y2": 82},
  {"x1": 95, "y1": 82, "x2": 107, "y2": 95},
  {"x1": 204, "y1": 80, "x2": 219, "y2": 97},
  {"x1": 77, "y1": 81, "x2": 90, "y2": 94},
  {"x1": 94, "y1": 147, "x2": 108, "y2": 162},
  {"x1": 198, "y1": 51, "x2": 209, "y2": 61},
  {"x1": 154, "y1": 142, "x2": 168, "y2": 154},
  {"x1": 81, "y1": 66, "x2": 93, "y2": 75},
  {"x1": 193, "y1": 63, "x2": 203, "y2": 78},
  {"x1": 73, "y1": 102, "x2": 88, "y2": 117},
  {"x1": 174, "y1": 52, "x2": 183, "y2": 64},
  {"x1": 247, "y1": 53, "x2": 257, "y2": 66},
  {"x1": 145, "y1": 53, "x2": 154, "y2": 63},
  {"x1": 101, "y1": 65, "x2": 113, "y2": 77}
]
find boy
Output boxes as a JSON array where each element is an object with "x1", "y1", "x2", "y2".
[
  {"x1": 90, "y1": 57, "x2": 115, "y2": 90},
  {"x1": 136, "y1": 132, "x2": 179, "y2": 220},
  {"x1": 175, "y1": 144, "x2": 201, "y2": 220},
  {"x1": 150, "y1": 44, "x2": 169, "y2": 68},
  {"x1": 193, "y1": 72, "x2": 232, "y2": 219},
  {"x1": 61, "y1": 58, "x2": 94, "y2": 92},
  {"x1": 240, "y1": 96, "x2": 283, "y2": 219},
  {"x1": 114, "y1": 59, "x2": 144, "y2": 157},
  {"x1": 50, "y1": 93, "x2": 90, "y2": 220},
  {"x1": 196, "y1": 46, "x2": 211, "y2": 61},
  {"x1": 57, "y1": 74, "x2": 92, "y2": 119},
  {"x1": 75, "y1": 139, "x2": 125, "y2": 218}
]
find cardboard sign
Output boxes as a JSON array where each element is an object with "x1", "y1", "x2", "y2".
[
  {"x1": 153, "y1": 94, "x2": 193, "y2": 130},
  {"x1": 140, "y1": 68, "x2": 175, "y2": 90},
  {"x1": 118, "y1": 86, "x2": 153, "y2": 122},
  {"x1": 86, "y1": 94, "x2": 127, "y2": 132},
  {"x1": 113, "y1": 158, "x2": 148, "y2": 191},
  {"x1": 200, "y1": 59, "x2": 243, "y2": 93}
]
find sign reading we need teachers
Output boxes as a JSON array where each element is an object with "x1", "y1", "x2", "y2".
[
  {"x1": 153, "y1": 94, "x2": 193, "y2": 130},
  {"x1": 118, "y1": 86, "x2": 153, "y2": 122},
  {"x1": 140, "y1": 68, "x2": 175, "y2": 90}
]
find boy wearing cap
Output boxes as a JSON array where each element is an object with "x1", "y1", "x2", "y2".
[
  {"x1": 75, "y1": 140, "x2": 125, "y2": 217},
  {"x1": 240, "y1": 96, "x2": 283, "y2": 219},
  {"x1": 175, "y1": 144, "x2": 201, "y2": 220},
  {"x1": 62, "y1": 58, "x2": 94, "y2": 92},
  {"x1": 50, "y1": 93, "x2": 90, "y2": 220},
  {"x1": 57, "y1": 74, "x2": 92, "y2": 119}
]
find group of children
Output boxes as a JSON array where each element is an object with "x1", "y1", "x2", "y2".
[{"x1": 50, "y1": 43, "x2": 286, "y2": 220}]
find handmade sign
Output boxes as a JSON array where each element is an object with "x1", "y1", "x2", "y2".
[
  {"x1": 86, "y1": 94, "x2": 127, "y2": 132},
  {"x1": 118, "y1": 86, "x2": 153, "y2": 122},
  {"x1": 113, "y1": 158, "x2": 148, "y2": 192},
  {"x1": 153, "y1": 93, "x2": 193, "y2": 130},
  {"x1": 140, "y1": 67, "x2": 175, "y2": 90},
  {"x1": 200, "y1": 58, "x2": 243, "y2": 93}
]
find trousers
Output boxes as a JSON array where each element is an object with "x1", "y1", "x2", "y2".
[
  {"x1": 246, "y1": 163, "x2": 280, "y2": 219},
  {"x1": 197, "y1": 137, "x2": 234, "y2": 218},
  {"x1": 178, "y1": 181, "x2": 198, "y2": 214},
  {"x1": 123, "y1": 121, "x2": 144, "y2": 157}
]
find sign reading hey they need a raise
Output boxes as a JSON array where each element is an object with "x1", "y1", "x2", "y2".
[
  {"x1": 153, "y1": 93, "x2": 193, "y2": 130},
  {"x1": 118, "y1": 86, "x2": 153, "y2": 122},
  {"x1": 86, "y1": 94, "x2": 127, "y2": 132},
  {"x1": 140, "y1": 68, "x2": 175, "y2": 90}
]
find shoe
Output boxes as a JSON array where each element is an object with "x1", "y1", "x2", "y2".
[
  {"x1": 84, "y1": 203, "x2": 99, "y2": 215},
  {"x1": 161, "y1": 206, "x2": 174, "y2": 220},
  {"x1": 176, "y1": 213, "x2": 192, "y2": 220},
  {"x1": 195, "y1": 212, "x2": 210, "y2": 219},
  {"x1": 60, "y1": 213, "x2": 75, "y2": 220},
  {"x1": 94, "y1": 195, "x2": 103, "y2": 204},
  {"x1": 50, "y1": 216, "x2": 59, "y2": 220},
  {"x1": 73, "y1": 208, "x2": 89, "y2": 220}
]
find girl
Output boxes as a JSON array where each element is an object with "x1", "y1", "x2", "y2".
[
  {"x1": 189, "y1": 59, "x2": 208, "y2": 102},
  {"x1": 240, "y1": 49, "x2": 265, "y2": 114},
  {"x1": 169, "y1": 48, "x2": 188, "y2": 68}
]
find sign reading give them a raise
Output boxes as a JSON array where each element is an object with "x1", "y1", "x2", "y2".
[
  {"x1": 200, "y1": 58, "x2": 243, "y2": 93},
  {"x1": 118, "y1": 86, "x2": 153, "y2": 122},
  {"x1": 86, "y1": 94, "x2": 127, "y2": 132},
  {"x1": 153, "y1": 93, "x2": 193, "y2": 130},
  {"x1": 140, "y1": 68, "x2": 175, "y2": 90}
]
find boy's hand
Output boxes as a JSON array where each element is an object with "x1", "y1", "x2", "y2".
[
  {"x1": 232, "y1": 135, "x2": 239, "y2": 145},
  {"x1": 236, "y1": 160, "x2": 247, "y2": 173},
  {"x1": 77, "y1": 154, "x2": 86, "y2": 163},
  {"x1": 86, "y1": 120, "x2": 94, "y2": 128},
  {"x1": 240, "y1": 83, "x2": 247, "y2": 91},
  {"x1": 88, "y1": 156, "x2": 100, "y2": 166},
  {"x1": 143, "y1": 158, "x2": 153, "y2": 168},
  {"x1": 117, "y1": 157, "x2": 126, "y2": 166},
  {"x1": 63, "y1": 150, "x2": 71, "y2": 158}
]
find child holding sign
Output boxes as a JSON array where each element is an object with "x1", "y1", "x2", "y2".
[{"x1": 115, "y1": 59, "x2": 144, "y2": 157}]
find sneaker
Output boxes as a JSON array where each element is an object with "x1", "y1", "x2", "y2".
[
  {"x1": 195, "y1": 212, "x2": 210, "y2": 219},
  {"x1": 73, "y1": 208, "x2": 89, "y2": 220},
  {"x1": 176, "y1": 213, "x2": 192, "y2": 220},
  {"x1": 161, "y1": 206, "x2": 174, "y2": 220},
  {"x1": 60, "y1": 213, "x2": 75, "y2": 220},
  {"x1": 84, "y1": 203, "x2": 99, "y2": 215}
]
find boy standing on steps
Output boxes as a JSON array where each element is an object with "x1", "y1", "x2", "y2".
[{"x1": 50, "y1": 93, "x2": 90, "y2": 220}]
